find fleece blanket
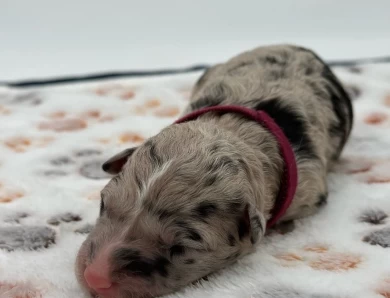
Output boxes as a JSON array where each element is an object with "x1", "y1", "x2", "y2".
[{"x1": 0, "y1": 63, "x2": 390, "y2": 298}]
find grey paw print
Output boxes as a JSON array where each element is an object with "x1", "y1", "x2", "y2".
[
  {"x1": 75, "y1": 224, "x2": 94, "y2": 234},
  {"x1": 360, "y1": 209, "x2": 390, "y2": 248},
  {"x1": 359, "y1": 209, "x2": 388, "y2": 225},
  {"x1": 46, "y1": 213, "x2": 94, "y2": 235},
  {"x1": 42, "y1": 148, "x2": 111, "y2": 180},
  {"x1": 12, "y1": 92, "x2": 43, "y2": 106},
  {"x1": 363, "y1": 227, "x2": 390, "y2": 248},
  {"x1": 47, "y1": 212, "x2": 82, "y2": 226},
  {"x1": 4, "y1": 212, "x2": 29, "y2": 224},
  {"x1": 0, "y1": 226, "x2": 56, "y2": 251}
]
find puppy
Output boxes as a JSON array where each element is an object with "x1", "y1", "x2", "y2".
[{"x1": 76, "y1": 44, "x2": 353, "y2": 298}]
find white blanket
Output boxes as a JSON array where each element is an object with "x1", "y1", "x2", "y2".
[{"x1": 1, "y1": 64, "x2": 390, "y2": 298}]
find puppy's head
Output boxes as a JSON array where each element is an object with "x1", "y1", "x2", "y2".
[{"x1": 76, "y1": 122, "x2": 266, "y2": 298}]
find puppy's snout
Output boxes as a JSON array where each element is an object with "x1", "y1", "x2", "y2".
[
  {"x1": 84, "y1": 265, "x2": 115, "y2": 296},
  {"x1": 84, "y1": 253, "x2": 116, "y2": 297}
]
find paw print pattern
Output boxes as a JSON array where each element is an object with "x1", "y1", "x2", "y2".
[
  {"x1": 338, "y1": 157, "x2": 390, "y2": 185},
  {"x1": 376, "y1": 278, "x2": 390, "y2": 298},
  {"x1": 4, "y1": 212, "x2": 29, "y2": 224},
  {"x1": 96, "y1": 131, "x2": 145, "y2": 145},
  {"x1": 47, "y1": 213, "x2": 82, "y2": 226},
  {"x1": 38, "y1": 118, "x2": 88, "y2": 132},
  {"x1": 359, "y1": 209, "x2": 388, "y2": 225},
  {"x1": 384, "y1": 94, "x2": 390, "y2": 107},
  {"x1": 74, "y1": 149, "x2": 101, "y2": 157},
  {"x1": 274, "y1": 244, "x2": 362, "y2": 272},
  {"x1": 363, "y1": 227, "x2": 390, "y2": 248},
  {"x1": 132, "y1": 98, "x2": 181, "y2": 118},
  {"x1": 0, "y1": 226, "x2": 56, "y2": 251},
  {"x1": 0, "y1": 281, "x2": 43, "y2": 298},
  {"x1": 45, "y1": 109, "x2": 117, "y2": 126},
  {"x1": 3, "y1": 136, "x2": 54, "y2": 153},
  {"x1": 41, "y1": 148, "x2": 111, "y2": 180},
  {"x1": 364, "y1": 112, "x2": 388, "y2": 125},
  {"x1": 0, "y1": 105, "x2": 11, "y2": 115},
  {"x1": 12, "y1": 92, "x2": 43, "y2": 106},
  {"x1": 88, "y1": 83, "x2": 184, "y2": 118},
  {"x1": 0, "y1": 183, "x2": 24, "y2": 203},
  {"x1": 79, "y1": 160, "x2": 111, "y2": 180},
  {"x1": 90, "y1": 83, "x2": 137, "y2": 100},
  {"x1": 309, "y1": 253, "x2": 361, "y2": 271},
  {"x1": 75, "y1": 224, "x2": 94, "y2": 234}
]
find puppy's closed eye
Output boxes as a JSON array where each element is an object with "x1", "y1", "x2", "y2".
[
  {"x1": 170, "y1": 245, "x2": 185, "y2": 258},
  {"x1": 100, "y1": 195, "x2": 105, "y2": 216}
]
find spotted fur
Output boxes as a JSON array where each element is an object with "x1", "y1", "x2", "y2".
[{"x1": 76, "y1": 44, "x2": 353, "y2": 298}]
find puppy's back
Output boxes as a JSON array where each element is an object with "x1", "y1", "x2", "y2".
[{"x1": 188, "y1": 44, "x2": 353, "y2": 164}]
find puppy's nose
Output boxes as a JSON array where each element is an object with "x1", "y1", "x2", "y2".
[
  {"x1": 84, "y1": 249, "x2": 115, "y2": 296},
  {"x1": 84, "y1": 266, "x2": 112, "y2": 290}
]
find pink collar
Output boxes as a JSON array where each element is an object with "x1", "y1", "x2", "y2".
[{"x1": 175, "y1": 105, "x2": 298, "y2": 229}]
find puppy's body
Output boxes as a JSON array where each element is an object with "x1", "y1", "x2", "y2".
[
  {"x1": 76, "y1": 45, "x2": 353, "y2": 298},
  {"x1": 186, "y1": 44, "x2": 353, "y2": 221}
]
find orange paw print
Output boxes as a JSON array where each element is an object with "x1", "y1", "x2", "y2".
[
  {"x1": 118, "y1": 132, "x2": 145, "y2": 144},
  {"x1": 376, "y1": 278, "x2": 390, "y2": 297},
  {"x1": 46, "y1": 111, "x2": 67, "y2": 119},
  {"x1": 384, "y1": 94, "x2": 390, "y2": 108},
  {"x1": 154, "y1": 106, "x2": 180, "y2": 118},
  {"x1": 4, "y1": 136, "x2": 54, "y2": 153},
  {"x1": 39, "y1": 118, "x2": 87, "y2": 132},
  {"x1": 90, "y1": 84, "x2": 137, "y2": 101},
  {"x1": 303, "y1": 244, "x2": 329, "y2": 253},
  {"x1": 97, "y1": 132, "x2": 145, "y2": 146},
  {"x1": 0, "y1": 183, "x2": 24, "y2": 203},
  {"x1": 364, "y1": 112, "x2": 388, "y2": 125},
  {"x1": 366, "y1": 177, "x2": 390, "y2": 184},
  {"x1": 309, "y1": 252, "x2": 361, "y2": 272},
  {"x1": 80, "y1": 110, "x2": 116, "y2": 123},
  {"x1": 274, "y1": 244, "x2": 361, "y2": 272},
  {"x1": 0, "y1": 105, "x2": 11, "y2": 115},
  {"x1": 132, "y1": 99, "x2": 162, "y2": 116},
  {"x1": 44, "y1": 109, "x2": 116, "y2": 127},
  {"x1": 132, "y1": 98, "x2": 180, "y2": 118},
  {"x1": 338, "y1": 157, "x2": 390, "y2": 185},
  {"x1": 274, "y1": 253, "x2": 303, "y2": 267},
  {"x1": 0, "y1": 281, "x2": 43, "y2": 298},
  {"x1": 119, "y1": 89, "x2": 136, "y2": 100},
  {"x1": 177, "y1": 88, "x2": 192, "y2": 100}
]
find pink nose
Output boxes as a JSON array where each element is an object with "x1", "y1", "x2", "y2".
[{"x1": 84, "y1": 266, "x2": 114, "y2": 295}]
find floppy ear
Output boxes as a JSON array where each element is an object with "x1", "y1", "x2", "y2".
[
  {"x1": 102, "y1": 147, "x2": 137, "y2": 175},
  {"x1": 238, "y1": 203, "x2": 266, "y2": 245}
]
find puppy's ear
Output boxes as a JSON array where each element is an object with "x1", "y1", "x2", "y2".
[
  {"x1": 102, "y1": 147, "x2": 137, "y2": 175},
  {"x1": 238, "y1": 203, "x2": 266, "y2": 245}
]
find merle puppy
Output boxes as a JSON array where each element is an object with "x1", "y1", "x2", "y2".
[{"x1": 76, "y1": 44, "x2": 353, "y2": 298}]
